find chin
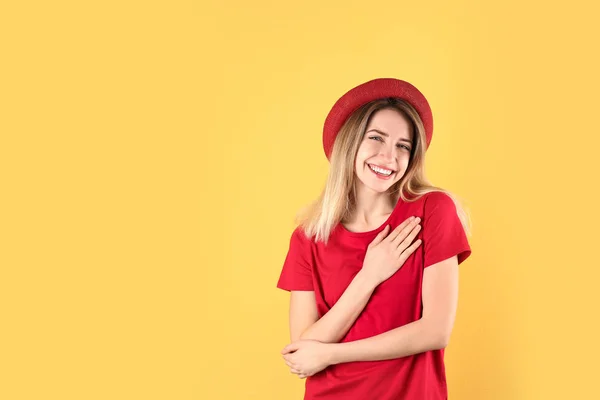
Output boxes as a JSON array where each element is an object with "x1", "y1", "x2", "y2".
[{"x1": 358, "y1": 176, "x2": 399, "y2": 193}]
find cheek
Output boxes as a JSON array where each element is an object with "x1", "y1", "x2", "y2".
[
  {"x1": 401, "y1": 152, "x2": 412, "y2": 166},
  {"x1": 356, "y1": 142, "x2": 377, "y2": 160},
  {"x1": 354, "y1": 147, "x2": 369, "y2": 165}
]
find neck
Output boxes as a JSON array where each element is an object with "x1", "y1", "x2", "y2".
[{"x1": 350, "y1": 187, "x2": 395, "y2": 225}]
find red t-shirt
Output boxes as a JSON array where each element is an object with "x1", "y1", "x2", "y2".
[{"x1": 276, "y1": 191, "x2": 472, "y2": 400}]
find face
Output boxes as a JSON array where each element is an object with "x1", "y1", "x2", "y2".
[{"x1": 354, "y1": 108, "x2": 414, "y2": 194}]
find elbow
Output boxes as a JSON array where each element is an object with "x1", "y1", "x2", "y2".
[
  {"x1": 434, "y1": 332, "x2": 451, "y2": 349},
  {"x1": 433, "y1": 326, "x2": 453, "y2": 349},
  {"x1": 296, "y1": 326, "x2": 311, "y2": 341},
  {"x1": 296, "y1": 329, "x2": 313, "y2": 342},
  {"x1": 298, "y1": 331, "x2": 323, "y2": 342},
  {"x1": 292, "y1": 329, "x2": 309, "y2": 342},
  {"x1": 290, "y1": 330, "x2": 303, "y2": 343},
  {"x1": 298, "y1": 330, "x2": 336, "y2": 343},
  {"x1": 424, "y1": 319, "x2": 452, "y2": 349}
]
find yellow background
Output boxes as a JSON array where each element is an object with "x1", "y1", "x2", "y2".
[{"x1": 1, "y1": 1, "x2": 599, "y2": 399}]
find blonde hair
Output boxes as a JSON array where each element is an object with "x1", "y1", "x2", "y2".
[{"x1": 295, "y1": 98, "x2": 472, "y2": 245}]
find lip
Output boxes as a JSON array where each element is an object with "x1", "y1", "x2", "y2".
[
  {"x1": 368, "y1": 163, "x2": 396, "y2": 173},
  {"x1": 367, "y1": 163, "x2": 395, "y2": 180}
]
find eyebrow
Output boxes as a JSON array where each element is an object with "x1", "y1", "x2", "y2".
[{"x1": 366, "y1": 129, "x2": 413, "y2": 144}]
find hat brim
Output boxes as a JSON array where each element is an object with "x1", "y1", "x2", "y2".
[{"x1": 322, "y1": 78, "x2": 433, "y2": 160}]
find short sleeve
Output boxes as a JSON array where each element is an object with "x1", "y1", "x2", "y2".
[
  {"x1": 422, "y1": 192, "x2": 472, "y2": 268},
  {"x1": 276, "y1": 226, "x2": 314, "y2": 291}
]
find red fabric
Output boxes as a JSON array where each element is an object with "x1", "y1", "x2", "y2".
[{"x1": 277, "y1": 192, "x2": 472, "y2": 400}]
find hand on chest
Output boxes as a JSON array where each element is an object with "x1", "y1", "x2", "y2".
[{"x1": 316, "y1": 242, "x2": 424, "y2": 310}]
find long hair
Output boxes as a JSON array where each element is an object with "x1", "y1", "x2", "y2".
[{"x1": 295, "y1": 97, "x2": 472, "y2": 245}]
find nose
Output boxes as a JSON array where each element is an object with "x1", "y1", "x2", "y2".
[{"x1": 379, "y1": 143, "x2": 395, "y2": 161}]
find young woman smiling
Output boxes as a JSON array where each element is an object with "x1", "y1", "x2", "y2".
[{"x1": 277, "y1": 78, "x2": 472, "y2": 400}]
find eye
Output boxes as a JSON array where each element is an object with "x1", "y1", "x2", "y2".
[
  {"x1": 397, "y1": 144, "x2": 411, "y2": 151},
  {"x1": 368, "y1": 136, "x2": 383, "y2": 142}
]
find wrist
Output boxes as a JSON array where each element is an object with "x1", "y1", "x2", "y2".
[
  {"x1": 327, "y1": 343, "x2": 342, "y2": 365},
  {"x1": 327, "y1": 342, "x2": 352, "y2": 365},
  {"x1": 355, "y1": 270, "x2": 380, "y2": 290}
]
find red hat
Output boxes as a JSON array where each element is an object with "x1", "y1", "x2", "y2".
[{"x1": 322, "y1": 78, "x2": 433, "y2": 160}]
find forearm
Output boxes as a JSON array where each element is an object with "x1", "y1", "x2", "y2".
[
  {"x1": 300, "y1": 271, "x2": 377, "y2": 343},
  {"x1": 328, "y1": 318, "x2": 446, "y2": 364}
]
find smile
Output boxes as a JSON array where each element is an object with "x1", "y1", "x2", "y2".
[{"x1": 368, "y1": 163, "x2": 395, "y2": 178}]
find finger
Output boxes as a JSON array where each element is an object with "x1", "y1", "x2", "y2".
[
  {"x1": 287, "y1": 362, "x2": 306, "y2": 376},
  {"x1": 393, "y1": 227, "x2": 421, "y2": 258},
  {"x1": 299, "y1": 374, "x2": 307, "y2": 379},
  {"x1": 368, "y1": 224, "x2": 390, "y2": 247},
  {"x1": 389, "y1": 217, "x2": 420, "y2": 244},
  {"x1": 396, "y1": 238, "x2": 422, "y2": 261},
  {"x1": 396, "y1": 222, "x2": 421, "y2": 248},
  {"x1": 282, "y1": 342, "x2": 299, "y2": 354},
  {"x1": 284, "y1": 360, "x2": 294, "y2": 368},
  {"x1": 386, "y1": 216, "x2": 418, "y2": 243},
  {"x1": 394, "y1": 223, "x2": 421, "y2": 252}
]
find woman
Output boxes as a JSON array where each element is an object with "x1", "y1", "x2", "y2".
[{"x1": 276, "y1": 78, "x2": 472, "y2": 399}]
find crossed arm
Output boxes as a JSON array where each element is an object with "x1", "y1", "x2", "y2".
[{"x1": 284, "y1": 255, "x2": 459, "y2": 365}]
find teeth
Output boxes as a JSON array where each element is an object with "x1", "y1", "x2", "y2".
[{"x1": 369, "y1": 164, "x2": 393, "y2": 176}]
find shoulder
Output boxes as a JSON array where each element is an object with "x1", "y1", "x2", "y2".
[
  {"x1": 405, "y1": 190, "x2": 454, "y2": 209},
  {"x1": 423, "y1": 191, "x2": 454, "y2": 205},
  {"x1": 290, "y1": 226, "x2": 314, "y2": 247},
  {"x1": 422, "y1": 191, "x2": 457, "y2": 216}
]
